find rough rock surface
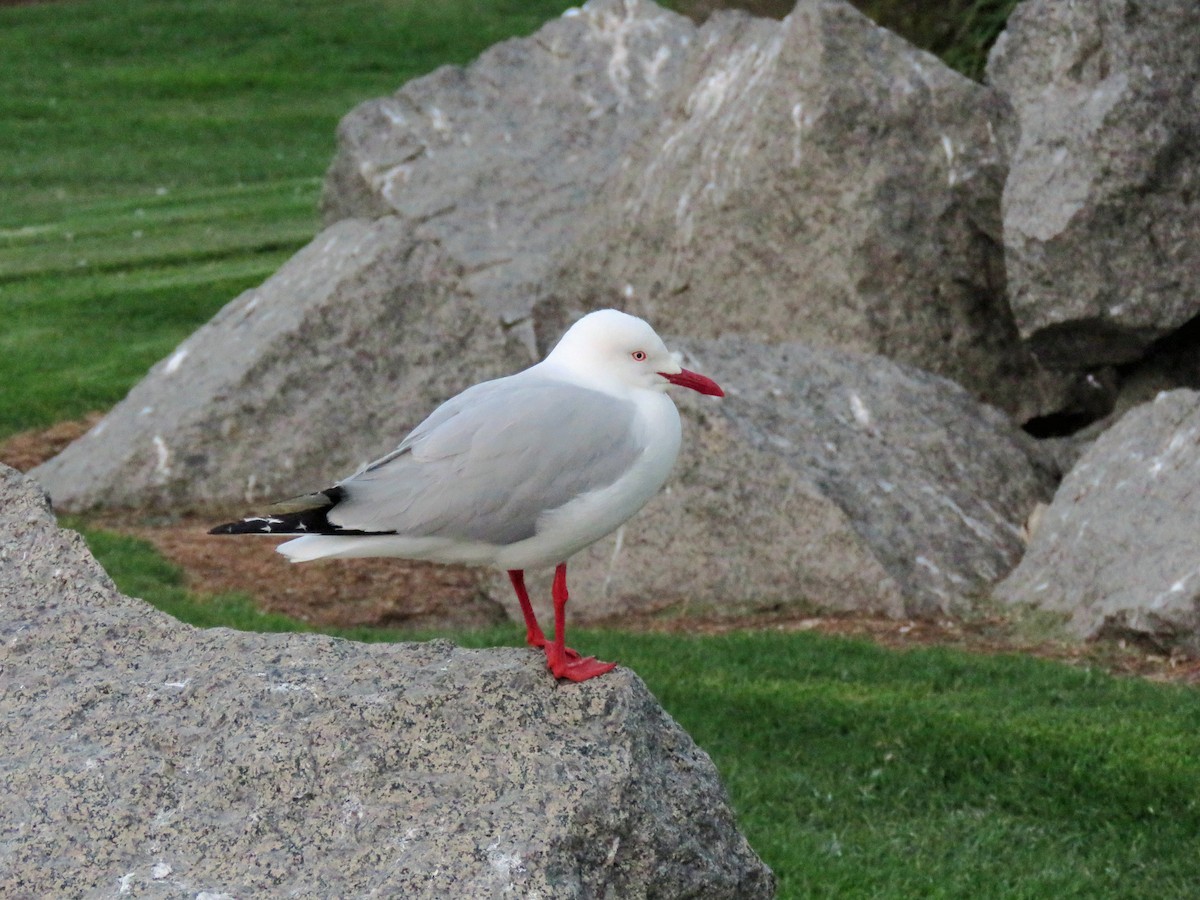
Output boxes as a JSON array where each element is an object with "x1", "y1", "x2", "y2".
[
  {"x1": 0, "y1": 465, "x2": 774, "y2": 898},
  {"x1": 320, "y1": 0, "x2": 698, "y2": 319},
  {"x1": 542, "y1": 0, "x2": 1064, "y2": 420},
  {"x1": 995, "y1": 390, "x2": 1200, "y2": 654},
  {"x1": 988, "y1": 0, "x2": 1200, "y2": 369},
  {"x1": 495, "y1": 337, "x2": 1055, "y2": 624}
]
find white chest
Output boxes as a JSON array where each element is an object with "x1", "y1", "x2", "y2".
[{"x1": 497, "y1": 391, "x2": 682, "y2": 569}]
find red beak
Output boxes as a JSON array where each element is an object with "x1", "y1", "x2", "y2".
[{"x1": 659, "y1": 368, "x2": 724, "y2": 397}]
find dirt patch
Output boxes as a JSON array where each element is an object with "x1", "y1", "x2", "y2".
[
  {"x1": 117, "y1": 516, "x2": 507, "y2": 632},
  {"x1": 0, "y1": 413, "x2": 103, "y2": 472},
  {"x1": 125, "y1": 514, "x2": 1200, "y2": 686},
  {"x1": 60, "y1": 513, "x2": 1200, "y2": 685}
]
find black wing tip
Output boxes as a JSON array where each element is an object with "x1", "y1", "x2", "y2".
[
  {"x1": 207, "y1": 487, "x2": 396, "y2": 537},
  {"x1": 208, "y1": 488, "x2": 342, "y2": 536}
]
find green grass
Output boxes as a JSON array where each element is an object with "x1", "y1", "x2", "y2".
[
  {"x1": 2, "y1": 199, "x2": 301, "y2": 438},
  {"x1": 79, "y1": 522, "x2": 1200, "y2": 898},
  {"x1": 11, "y1": 2, "x2": 1200, "y2": 897},
  {"x1": 0, "y1": 0, "x2": 581, "y2": 438},
  {"x1": 0, "y1": 0, "x2": 584, "y2": 222}
]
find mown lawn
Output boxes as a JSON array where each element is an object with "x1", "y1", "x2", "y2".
[
  {"x1": 0, "y1": 0, "x2": 580, "y2": 435},
  {"x1": 9, "y1": 2, "x2": 1199, "y2": 897}
]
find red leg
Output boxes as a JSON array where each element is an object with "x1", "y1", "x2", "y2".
[
  {"x1": 544, "y1": 562, "x2": 616, "y2": 682},
  {"x1": 508, "y1": 569, "x2": 579, "y2": 659},
  {"x1": 508, "y1": 569, "x2": 547, "y2": 648}
]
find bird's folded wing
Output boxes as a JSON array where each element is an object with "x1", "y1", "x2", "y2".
[{"x1": 328, "y1": 379, "x2": 642, "y2": 545}]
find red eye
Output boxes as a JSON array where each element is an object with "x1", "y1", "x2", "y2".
[{"x1": 632, "y1": 350, "x2": 647, "y2": 361}]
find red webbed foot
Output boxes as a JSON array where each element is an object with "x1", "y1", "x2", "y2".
[{"x1": 544, "y1": 644, "x2": 618, "y2": 682}]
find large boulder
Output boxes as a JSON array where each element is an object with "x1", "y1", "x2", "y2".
[
  {"x1": 497, "y1": 337, "x2": 1056, "y2": 624},
  {"x1": 542, "y1": 0, "x2": 1065, "y2": 421},
  {"x1": 995, "y1": 390, "x2": 1200, "y2": 654},
  {"x1": 987, "y1": 0, "x2": 1200, "y2": 370},
  {"x1": 320, "y1": 0, "x2": 698, "y2": 306},
  {"x1": 0, "y1": 464, "x2": 773, "y2": 897}
]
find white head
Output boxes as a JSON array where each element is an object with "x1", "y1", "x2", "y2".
[{"x1": 543, "y1": 309, "x2": 724, "y2": 396}]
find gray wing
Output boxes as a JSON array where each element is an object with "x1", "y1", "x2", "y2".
[{"x1": 328, "y1": 375, "x2": 643, "y2": 545}]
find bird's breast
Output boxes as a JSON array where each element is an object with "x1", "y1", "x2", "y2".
[{"x1": 496, "y1": 392, "x2": 681, "y2": 569}]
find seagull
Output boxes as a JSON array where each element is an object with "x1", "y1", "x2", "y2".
[{"x1": 210, "y1": 309, "x2": 724, "y2": 681}]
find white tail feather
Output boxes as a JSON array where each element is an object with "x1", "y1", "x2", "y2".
[{"x1": 276, "y1": 533, "x2": 499, "y2": 565}]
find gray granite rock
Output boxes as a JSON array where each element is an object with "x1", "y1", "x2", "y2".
[
  {"x1": 496, "y1": 337, "x2": 1055, "y2": 624},
  {"x1": 321, "y1": 0, "x2": 697, "y2": 328},
  {"x1": 543, "y1": 0, "x2": 1066, "y2": 420},
  {"x1": 0, "y1": 465, "x2": 773, "y2": 898},
  {"x1": 995, "y1": 390, "x2": 1200, "y2": 653},
  {"x1": 988, "y1": 0, "x2": 1200, "y2": 369}
]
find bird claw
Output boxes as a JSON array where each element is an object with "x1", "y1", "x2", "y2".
[{"x1": 544, "y1": 646, "x2": 617, "y2": 682}]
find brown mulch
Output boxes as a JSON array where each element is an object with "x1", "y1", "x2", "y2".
[
  {"x1": 122, "y1": 517, "x2": 507, "y2": 632},
  {"x1": 7, "y1": 416, "x2": 1200, "y2": 685},
  {"x1": 0, "y1": 412, "x2": 104, "y2": 472}
]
